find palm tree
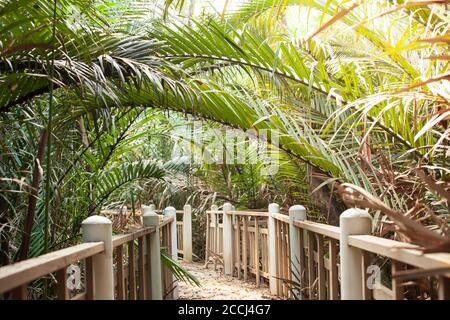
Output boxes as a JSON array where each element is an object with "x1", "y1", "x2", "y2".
[
  {"x1": 149, "y1": 0, "x2": 449, "y2": 243},
  {"x1": 0, "y1": 0, "x2": 448, "y2": 295}
]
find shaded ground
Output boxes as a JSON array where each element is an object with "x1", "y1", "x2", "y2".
[{"x1": 178, "y1": 261, "x2": 274, "y2": 300}]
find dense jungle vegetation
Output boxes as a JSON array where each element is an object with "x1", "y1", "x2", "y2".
[{"x1": 0, "y1": 0, "x2": 449, "y2": 275}]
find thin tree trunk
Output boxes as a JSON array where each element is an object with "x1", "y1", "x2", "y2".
[
  {"x1": 78, "y1": 116, "x2": 95, "y2": 215},
  {"x1": 0, "y1": 196, "x2": 9, "y2": 266},
  {"x1": 308, "y1": 165, "x2": 346, "y2": 226},
  {"x1": 78, "y1": 117, "x2": 92, "y2": 173},
  {"x1": 18, "y1": 128, "x2": 48, "y2": 261},
  {"x1": 78, "y1": 117, "x2": 90, "y2": 148}
]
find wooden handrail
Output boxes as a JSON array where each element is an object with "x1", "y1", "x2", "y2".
[
  {"x1": 271, "y1": 212, "x2": 289, "y2": 222},
  {"x1": 294, "y1": 220, "x2": 340, "y2": 240},
  {"x1": 155, "y1": 210, "x2": 184, "y2": 214},
  {"x1": 0, "y1": 242, "x2": 104, "y2": 294},
  {"x1": 348, "y1": 235, "x2": 450, "y2": 271},
  {"x1": 207, "y1": 210, "x2": 269, "y2": 217},
  {"x1": 159, "y1": 216, "x2": 174, "y2": 228},
  {"x1": 208, "y1": 206, "x2": 450, "y2": 300},
  {"x1": 112, "y1": 226, "x2": 155, "y2": 248},
  {"x1": 228, "y1": 211, "x2": 269, "y2": 217},
  {"x1": 101, "y1": 209, "x2": 134, "y2": 215},
  {"x1": 0, "y1": 209, "x2": 181, "y2": 300},
  {"x1": 209, "y1": 208, "x2": 450, "y2": 272}
]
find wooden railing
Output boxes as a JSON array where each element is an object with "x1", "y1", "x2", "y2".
[
  {"x1": 177, "y1": 222, "x2": 184, "y2": 255},
  {"x1": 0, "y1": 242, "x2": 105, "y2": 300},
  {"x1": 206, "y1": 203, "x2": 450, "y2": 300},
  {"x1": 103, "y1": 204, "x2": 192, "y2": 262},
  {"x1": 160, "y1": 213, "x2": 176, "y2": 299},
  {"x1": 112, "y1": 225, "x2": 158, "y2": 300},
  {"x1": 205, "y1": 205, "x2": 224, "y2": 269},
  {"x1": 206, "y1": 208, "x2": 270, "y2": 280},
  {"x1": 0, "y1": 206, "x2": 182, "y2": 300},
  {"x1": 156, "y1": 206, "x2": 192, "y2": 262}
]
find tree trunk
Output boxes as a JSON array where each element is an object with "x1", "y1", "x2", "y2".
[
  {"x1": 18, "y1": 128, "x2": 48, "y2": 261},
  {"x1": 0, "y1": 196, "x2": 9, "y2": 267},
  {"x1": 308, "y1": 165, "x2": 346, "y2": 226}
]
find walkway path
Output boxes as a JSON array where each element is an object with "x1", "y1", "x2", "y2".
[{"x1": 178, "y1": 261, "x2": 274, "y2": 300}]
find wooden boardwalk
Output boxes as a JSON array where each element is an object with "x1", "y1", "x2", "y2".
[{"x1": 1, "y1": 204, "x2": 450, "y2": 300}]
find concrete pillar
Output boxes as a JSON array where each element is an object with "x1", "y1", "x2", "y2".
[
  {"x1": 339, "y1": 208, "x2": 372, "y2": 300},
  {"x1": 164, "y1": 206, "x2": 179, "y2": 299},
  {"x1": 82, "y1": 215, "x2": 114, "y2": 300},
  {"x1": 289, "y1": 205, "x2": 306, "y2": 298},
  {"x1": 231, "y1": 204, "x2": 236, "y2": 224},
  {"x1": 143, "y1": 208, "x2": 163, "y2": 300},
  {"x1": 183, "y1": 204, "x2": 193, "y2": 262},
  {"x1": 210, "y1": 205, "x2": 218, "y2": 229},
  {"x1": 268, "y1": 203, "x2": 279, "y2": 295},
  {"x1": 223, "y1": 203, "x2": 233, "y2": 275}
]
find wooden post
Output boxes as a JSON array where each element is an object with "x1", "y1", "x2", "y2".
[
  {"x1": 362, "y1": 251, "x2": 372, "y2": 300},
  {"x1": 243, "y1": 217, "x2": 248, "y2": 281},
  {"x1": 205, "y1": 210, "x2": 210, "y2": 262},
  {"x1": 128, "y1": 241, "x2": 136, "y2": 300},
  {"x1": 143, "y1": 208, "x2": 163, "y2": 300},
  {"x1": 82, "y1": 215, "x2": 114, "y2": 300},
  {"x1": 211, "y1": 206, "x2": 218, "y2": 270},
  {"x1": 56, "y1": 268, "x2": 68, "y2": 300},
  {"x1": 392, "y1": 260, "x2": 405, "y2": 300},
  {"x1": 268, "y1": 203, "x2": 279, "y2": 296},
  {"x1": 255, "y1": 217, "x2": 260, "y2": 286},
  {"x1": 223, "y1": 203, "x2": 233, "y2": 275},
  {"x1": 288, "y1": 205, "x2": 306, "y2": 298},
  {"x1": 183, "y1": 204, "x2": 193, "y2": 262},
  {"x1": 316, "y1": 234, "x2": 326, "y2": 299},
  {"x1": 163, "y1": 206, "x2": 179, "y2": 299},
  {"x1": 138, "y1": 236, "x2": 145, "y2": 299},
  {"x1": 10, "y1": 285, "x2": 28, "y2": 299},
  {"x1": 213, "y1": 208, "x2": 218, "y2": 252},
  {"x1": 329, "y1": 239, "x2": 339, "y2": 300},
  {"x1": 307, "y1": 231, "x2": 315, "y2": 299},
  {"x1": 339, "y1": 208, "x2": 372, "y2": 300},
  {"x1": 85, "y1": 257, "x2": 94, "y2": 300},
  {"x1": 438, "y1": 276, "x2": 450, "y2": 300},
  {"x1": 236, "y1": 216, "x2": 241, "y2": 278},
  {"x1": 230, "y1": 205, "x2": 236, "y2": 275},
  {"x1": 116, "y1": 245, "x2": 125, "y2": 300}
]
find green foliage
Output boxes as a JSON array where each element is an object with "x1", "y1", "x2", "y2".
[
  {"x1": 0, "y1": 0, "x2": 449, "y2": 275},
  {"x1": 161, "y1": 248, "x2": 200, "y2": 287}
]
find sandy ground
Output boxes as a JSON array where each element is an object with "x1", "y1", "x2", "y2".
[{"x1": 178, "y1": 261, "x2": 274, "y2": 300}]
